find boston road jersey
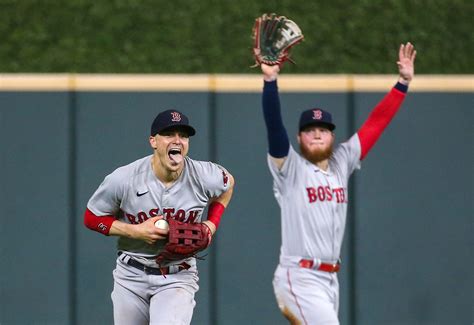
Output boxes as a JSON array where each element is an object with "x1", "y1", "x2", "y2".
[
  {"x1": 87, "y1": 155, "x2": 229, "y2": 261},
  {"x1": 268, "y1": 134, "x2": 361, "y2": 262}
]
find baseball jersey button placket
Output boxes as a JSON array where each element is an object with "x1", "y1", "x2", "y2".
[{"x1": 162, "y1": 192, "x2": 168, "y2": 206}]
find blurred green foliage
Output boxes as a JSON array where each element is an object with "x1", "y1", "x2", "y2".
[{"x1": 0, "y1": 0, "x2": 472, "y2": 73}]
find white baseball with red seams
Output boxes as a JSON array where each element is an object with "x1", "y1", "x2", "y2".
[{"x1": 154, "y1": 219, "x2": 169, "y2": 231}]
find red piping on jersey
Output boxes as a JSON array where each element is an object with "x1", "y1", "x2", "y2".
[
  {"x1": 84, "y1": 208, "x2": 116, "y2": 236},
  {"x1": 207, "y1": 201, "x2": 225, "y2": 229},
  {"x1": 357, "y1": 87, "x2": 406, "y2": 160},
  {"x1": 287, "y1": 268, "x2": 308, "y2": 325}
]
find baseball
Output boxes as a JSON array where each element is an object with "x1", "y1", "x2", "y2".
[{"x1": 154, "y1": 219, "x2": 169, "y2": 231}]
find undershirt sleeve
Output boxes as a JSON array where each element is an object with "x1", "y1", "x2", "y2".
[
  {"x1": 262, "y1": 80, "x2": 290, "y2": 158},
  {"x1": 357, "y1": 82, "x2": 408, "y2": 160}
]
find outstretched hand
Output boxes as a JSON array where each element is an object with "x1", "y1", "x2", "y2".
[
  {"x1": 261, "y1": 63, "x2": 280, "y2": 82},
  {"x1": 397, "y1": 42, "x2": 416, "y2": 85}
]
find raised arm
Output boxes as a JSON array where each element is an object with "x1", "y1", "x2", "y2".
[
  {"x1": 261, "y1": 64, "x2": 290, "y2": 170},
  {"x1": 357, "y1": 42, "x2": 417, "y2": 160}
]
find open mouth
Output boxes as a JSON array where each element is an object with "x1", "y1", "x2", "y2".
[{"x1": 168, "y1": 148, "x2": 183, "y2": 164}]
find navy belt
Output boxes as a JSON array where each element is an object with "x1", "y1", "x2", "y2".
[{"x1": 126, "y1": 258, "x2": 190, "y2": 275}]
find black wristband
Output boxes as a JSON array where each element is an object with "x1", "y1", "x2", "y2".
[{"x1": 394, "y1": 81, "x2": 408, "y2": 93}]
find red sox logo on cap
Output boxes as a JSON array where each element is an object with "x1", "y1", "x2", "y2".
[
  {"x1": 171, "y1": 112, "x2": 182, "y2": 122},
  {"x1": 299, "y1": 107, "x2": 335, "y2": 131},
  {"x1": 313, "y1": 109, "x2": 323, "y2": 120},
  {"x1": 151, "y1": 109, "x2": 196, "y2": 136}
]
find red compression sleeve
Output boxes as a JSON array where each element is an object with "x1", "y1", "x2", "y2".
[
  {"x1": 84, "y1": 208, "x2": 116, "y2": 236},
  {"x1": 357, "y1": 86, "x2": 407, "y2": 160},
  {"x1": 207, "y1": 202, "x2": 225, "y2": 229}
]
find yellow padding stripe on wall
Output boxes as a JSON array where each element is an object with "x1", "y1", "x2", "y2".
[{"x1": 0, "y1": 74, "x2": 472, "y2": 92}]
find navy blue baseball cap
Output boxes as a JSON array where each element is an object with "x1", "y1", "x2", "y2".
[
  {"x1": 299, "y1": 108, "x2": 336, "y2": 132},
  {"x1": 151, "y1": 109, "x2": 196, "y2": 136}
]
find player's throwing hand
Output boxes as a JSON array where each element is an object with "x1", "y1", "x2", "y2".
[
  {"x1": 397, "y1": 42, "x2": 417, "y2": 84},
  {"x1": 134, "y1": 216, "x2": 168, "y2": 245}
]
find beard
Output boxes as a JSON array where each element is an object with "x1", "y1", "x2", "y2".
[{"x1": 299, "y1": 142, "x2": 334, "y2": 164}]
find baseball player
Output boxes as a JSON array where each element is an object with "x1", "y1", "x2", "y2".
[
  {"x1": 84, "y1": 109, "x2": 234, "y2": 325},
  {"x1": 260, "y1": 43, "x2": 416, "y2": 324}
]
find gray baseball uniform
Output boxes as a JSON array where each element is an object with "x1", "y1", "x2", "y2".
[
  {"x1": 87, "y1": 154, "x2": 229, "y2": 325},
  {"x1": 262, "y1": 42, "x2": 414, "y2": 323},
  {"x1": 269, "y1": 135, "x2": 361, "y2": 324}
]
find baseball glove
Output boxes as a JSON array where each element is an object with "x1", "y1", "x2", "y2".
[
  {"x1": 156, "y1": 219, "x2": 212, "y2": 264},
  {"x1": 252, "y1": 13, "x2": 304, "y2": 66}
]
